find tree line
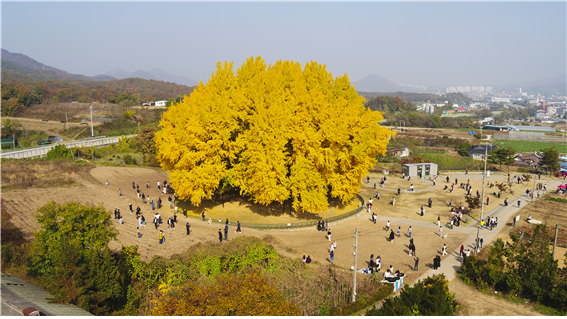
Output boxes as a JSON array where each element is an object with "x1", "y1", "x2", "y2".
[{"x1": 0, "y1": 77, "x2": 194, "y2": 116}]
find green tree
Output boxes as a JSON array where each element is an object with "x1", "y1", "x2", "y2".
[
  {"x1": 46, "y1": 144, "x2": 73, "y2": 160},
  {"x1": 539, "y1": 147, "x2": 560, "y2": 175},
  {"x1": 458, "y1": 142, "x2": 473, "y2": 156},
  {"x1": 366, "y1": 275, "x2": 457, "y2": 316},
  {"x1": 2, "y1": 118, "x2": 20, "y2": 136},
  {"x1": 155, "y1": 56, "x2": 393, "y2": 212},
  {"x1": 489, "y1": 146, "x2": 516, "y2": 171},
  {"x1": 28, "y1": 201, "x2": 123, "y2": 315}
]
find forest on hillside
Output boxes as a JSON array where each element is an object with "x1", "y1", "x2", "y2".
[{"x1": 1, "y1": 75, "x2": 194, "y2": 116}]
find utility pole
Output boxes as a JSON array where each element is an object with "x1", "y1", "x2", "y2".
[
  {"x1": 90, "y1": 104, "x2": 94, "y2": 137},
  {"x1": 475, "y1": 146, "x2": 488, "y2": 256},
  {"x1": 352, "y1": 228, "x2": 359, "y2": 303},
  {"x1": 553, "y1": 224, "x2": 559, "y2": 261},
  {"x1": 532, "y1": 175, "x2": 537, "y2": 202}
]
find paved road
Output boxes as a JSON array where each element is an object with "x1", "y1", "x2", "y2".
[{"x1": 0, "y1": 135, "x2": 136, "y2": 159}]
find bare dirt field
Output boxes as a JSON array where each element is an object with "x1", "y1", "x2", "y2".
[
  {"x1": 449, "y1": 277, "x2": 543, "y2": 316},
  {"x1": 2, "y1": 164, "x2": 560, "y2": 316}
]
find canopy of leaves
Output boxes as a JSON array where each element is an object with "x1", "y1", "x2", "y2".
[
  {"x1": 46, "y1": 144, "x2": 73, "y2": 160},
  {"x1": 151, "y1": 270, "x2": 300, "y2": 316},
  {"x1": 155, "y1": 56, "x2": 393, "y2": 212},
  {"x1": 365, "y1": 274, "x2": 457, "y2": 316},
  {"x1": 539, "y1": 147, "x2": 560, "y2": 174},
  {"x1": 27, "y1": 201, "x2": 124, "y2": 315},
  {"x1": 30, "y1": 201, "x2": 117, "y2": 264},
  {"x1": 489, "y1": 146, "x2": 516, "y2": 169}
]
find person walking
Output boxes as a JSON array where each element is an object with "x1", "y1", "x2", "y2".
[
  {"x1": 518, "y1": 200, "x2": 521, "y2": 207},
  {"x1": 397, "y1": 187, "x2": 401, "y2": 196},
  {"x1": 437, "y1": 215, "x2": 440, "y2": 227},
  {"x1": 389, "y1": 230, "x2": 395, "y2": 242},
  {"x1": 186, "y1": 222, "x2": 191, "y2": 235},
  {"x1": 218, "y1": 229, "x2": 223, "y2": 244},
  {"x1": 152, "y1": 200, "x2": 155, "y2": 211},
  {"x1": 397, "y1": 226, "x2": 401, "y2": 236},
  {"x1": 480, "y1": 236, "x2": 483, "y2": 248},
  {"x1": 133, "y1": 181, "x2": 136, "y2": 190},
  {"x1": 421, "y1": 205, "x2": 424, "y2": 216},
  {"x1": 414, "y1": 256, "x2": 419, "y2": 271},
  {"x1": 408, "y1": 226, "x2": 412, "y2": 239},
  {"x1": 442, "y1": 243, "x2": 447, "y2": 256},
  {"x1": 159, "y1": 230, "x2": 164, "y2": 245},
  {"x1": 129, "y1": 203, "x2": 133, "y2": 213},
  {"x1": 486, "y1": 196, "x2": 490, "y2": 205},
  {"x1": 329, "y1": 250, "x2": 334, "y2": 264},
  {"x1": 236, "y1": 221, "x2": 241, "y2": 233},
  {"x1": 202, "y1": 211, "x2": 206, "y2": 222},
  {"x1": 137, "y1": 227, "x2": 142, "y2": 239},
  {"x1": 119, "y1": 188, "x2": 122, "y2": 197},
  {"x1": 460, "y1": 245, "x2": 464, "y2": 257},
  {"x1": 439, "y1": 226, "x2": 443, "y2": 237},
  {"x1": 327, "y1": 228, "x2": 332, "y2": 241},
  {"x1": 224, "y1": 224, "x2": 229, "y2": 240},
  {"x1": 386, "y1": 220, "x2": 390, "y2": 232},
  {"x1": 428, "y1": 198, "x2": 432, "y2": 208}
]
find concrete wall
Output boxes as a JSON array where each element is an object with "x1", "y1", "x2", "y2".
[{"x1": 0, "y1": 135, "x2": 136, "y2": 159}]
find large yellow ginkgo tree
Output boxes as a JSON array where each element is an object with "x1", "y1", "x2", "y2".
[{"x1": 154, "y1": 56, "x2": 393, "y2": 212}]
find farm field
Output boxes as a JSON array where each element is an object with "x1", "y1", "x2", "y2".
[{"x1": 495, "y1": 139, "x2": 567, "y2": 153}]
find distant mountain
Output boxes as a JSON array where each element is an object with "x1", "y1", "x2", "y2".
[
  {"x1": 351, "y1": 74, "x2": 404, "y2": 93},
  {"x1": 105, "y1": 67, "x2": 198, "y2": 87},
  {"x1": 1, "y1": 49, "x2": 113, "y2": 82},
  {"x1": 497, "y1": 74, "x2": 566, "y2": 96}
]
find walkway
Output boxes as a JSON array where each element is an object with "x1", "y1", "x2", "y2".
[{"x1": 416, "y1": 179, "x2": 564, "y2": 283}]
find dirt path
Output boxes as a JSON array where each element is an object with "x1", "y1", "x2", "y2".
[{"x1": 449, "y1": 277, "x2": 543, "y2": 316}]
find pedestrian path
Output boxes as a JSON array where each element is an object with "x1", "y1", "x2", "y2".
[{"x1": 415, "y1": 179, "x2": 564, "y2": 282}]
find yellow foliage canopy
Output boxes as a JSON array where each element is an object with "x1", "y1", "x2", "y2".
[
  {"x1": 151, "y1": 271, "x2": 300, "y2": 316},
  {"x1": 154, "y1": 56, "x2": 393, "y2": 212}
]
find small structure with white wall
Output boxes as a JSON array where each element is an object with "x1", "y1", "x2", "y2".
[
  {"x1": 402, "y1": 163, "x2": 438, "y2": 178},
  {"x1": 155, "y1": 100, "x2": 168, "y2": 107}
]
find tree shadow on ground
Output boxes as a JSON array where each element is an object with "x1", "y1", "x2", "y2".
[{"x1": 175, "y1": 190, "x2": 356, "y2": 221}]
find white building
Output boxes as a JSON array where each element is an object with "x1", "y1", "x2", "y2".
[{"x1": 155, "y1": 100, "x2": 168, "y2": 107}]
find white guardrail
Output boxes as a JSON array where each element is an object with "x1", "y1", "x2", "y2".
[{"x1": 0, "y1": 135, "x2": 137, "y2": 159}]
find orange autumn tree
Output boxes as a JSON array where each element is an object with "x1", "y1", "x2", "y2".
[
  {"x1": 151, "y1": 271, "x2": 300, "y2": 316},
  {"x1": 155, "y1": 56, "x2": 393, "y2": 212}
]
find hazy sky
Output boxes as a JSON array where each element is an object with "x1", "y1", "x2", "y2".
[{"x1": 2, "y1": 1, "x2": 566, "y2": 87}]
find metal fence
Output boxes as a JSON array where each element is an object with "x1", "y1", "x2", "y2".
[{"x1": 183, "y1": 194, "x2": 365, "y2": 231}]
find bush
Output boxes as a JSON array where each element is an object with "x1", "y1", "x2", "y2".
[
  {"x1": 46, "y1": 144, "x2": 73, "y2": 160},
  {"x1": 123, "y1": 154, "x2": 137, "y2": 165},
  {"x1": 365, "y1": 275, "x2": 457, "y2": 316}
]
